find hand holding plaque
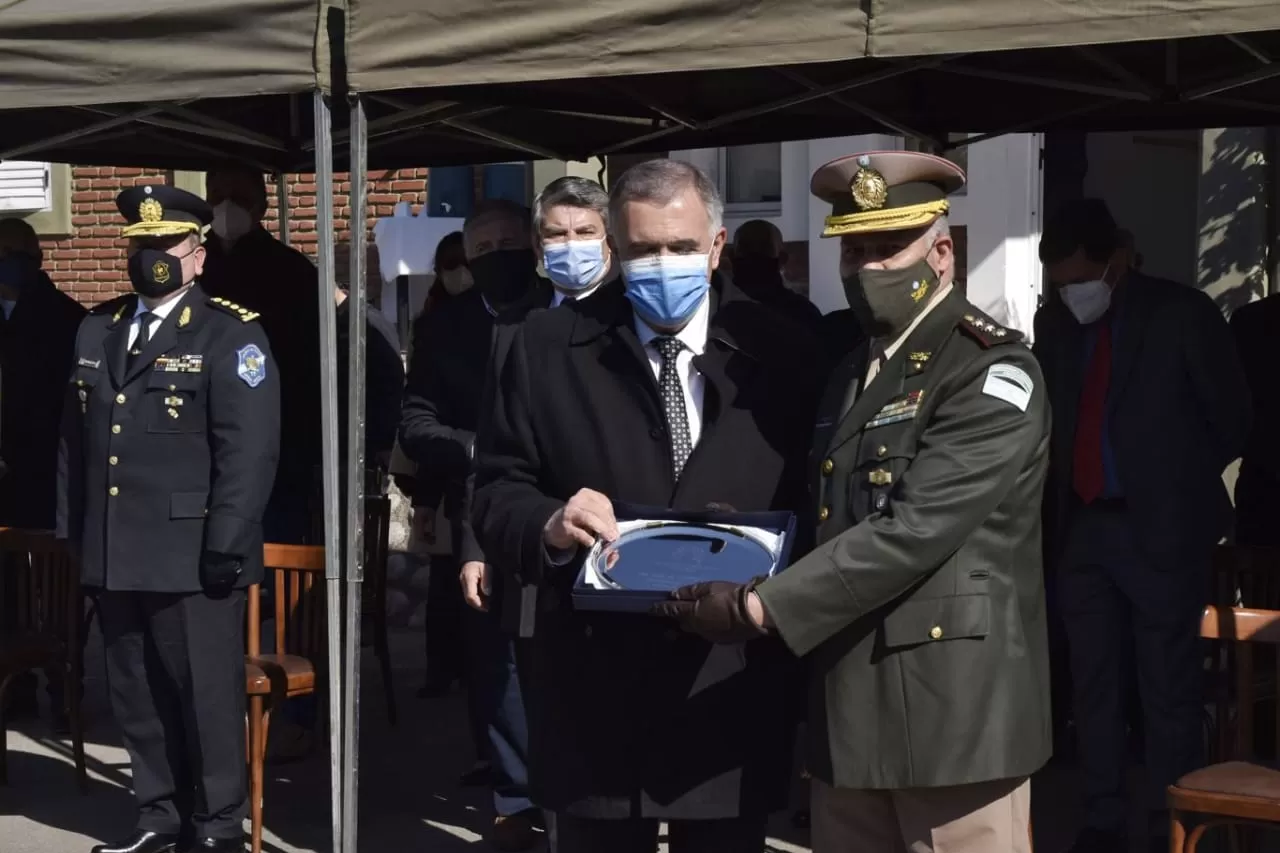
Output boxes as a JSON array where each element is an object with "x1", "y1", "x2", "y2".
[{"x1": 544, "y1": 487, "x2": 619, "y2": 550}]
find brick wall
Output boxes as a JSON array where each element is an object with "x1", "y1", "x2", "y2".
[{"x1": 41, "y1": 167, "x2": 429, "y2": 306}]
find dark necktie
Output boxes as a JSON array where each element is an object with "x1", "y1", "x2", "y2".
[
  {"x1": 129, "y1": 312, "x2": 155, "y2": 365},
  {"x1": 654, "y1": 335, "x2": 693, "y2": 479},
  {"x1": 1072, "y1": 319, "x2": 1112, "y2": 504}
]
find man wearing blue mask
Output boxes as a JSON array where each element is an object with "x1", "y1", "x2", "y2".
[
  {"x1": 0, "y1": 217, "x2": 86, "y2": 729},
  {"x1": 473, "y1": 159, "x2": 818, "y2": 853},
  {"x1": 1034, "y1": 198, "x2": 1250, "y2": 853},
  {"x1": 533, "y1": 176, "x2": 616, "y2": 307}
]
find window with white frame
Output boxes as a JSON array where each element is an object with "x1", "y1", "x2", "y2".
[
  {"x1": 0, "y1": 161, "x2": 53, "y2": 213},
  {"x1": 719, "y1": 143, "x2": 782, "y2": 209}
]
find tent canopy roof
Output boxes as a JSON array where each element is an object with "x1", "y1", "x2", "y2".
[{"x1": 2, "y1": 0, "x2": 1280, "y2": 169}]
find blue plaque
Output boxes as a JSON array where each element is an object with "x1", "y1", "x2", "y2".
[{"x1": 572, "y1": 503, "x2": 796, "y2": 614}]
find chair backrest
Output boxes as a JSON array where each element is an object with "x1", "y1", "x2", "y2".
[
  {"x1": 247, "y1": 544, "x2": 326, "y2": 661},
  {"x1": 0, "y1": 528, "x2": 79, "y2": 649},
  {"x1": 1212, "y1": 544, "x2": 1280, "y2": 609},
  {"x1": 361, "y1": 494, "x2": 391, "y2": 618},
  {"x1": 1200, "y1": 605, "x2": 1280, "y2": 762}
]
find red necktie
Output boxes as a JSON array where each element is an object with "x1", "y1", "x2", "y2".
[{"x1": 1072, "y1": 320, "x2": 1112, "y2": 504}]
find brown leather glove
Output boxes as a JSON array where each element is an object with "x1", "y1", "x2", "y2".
[{"x1": 651, "y1": 577, "x2": 769, "y2": 644}]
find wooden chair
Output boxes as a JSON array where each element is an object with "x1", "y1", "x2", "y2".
[
  {"x1": 1168, "y1": 606, "x2": 1280, "y2": 852},
  {"x1": 0, "y1": 528, "x2": 86, "y2": 791},
  {"x1": 245, "y1": 543, "x2": 326, "y2": 853},
  {"x1": 363, "y1": 491, "x2": 396, "y2": 725}
]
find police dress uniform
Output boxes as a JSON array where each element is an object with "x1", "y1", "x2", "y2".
[
  {"x1": 746, "y1": 153, "x2": 1051, "y2": 852},
  {"x1": 56, "y1": 186, "x2": 281, "y2": 853}
]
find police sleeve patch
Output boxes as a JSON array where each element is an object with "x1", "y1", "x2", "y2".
[
  {"x1": 236, "y1": 344, "x2": 267, "y2": 388},
  {"x1": 982, "y1": 362, "x2": 1033, "y2": 412}
]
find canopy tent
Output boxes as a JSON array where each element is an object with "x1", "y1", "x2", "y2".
[
  {"x1": 5, "y1": 2, "x2": 1280, "y2": 168},
  {"x1": 3, "y1": 3, "x2": 1280, "y2": 853},
  {"x1": 331, "y1": 0, "x2": 1280, "y2": 167}
]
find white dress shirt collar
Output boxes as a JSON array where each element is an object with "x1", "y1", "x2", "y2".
[{"x1": 133, "y1": 286, "x2": 190, "y2": 323}]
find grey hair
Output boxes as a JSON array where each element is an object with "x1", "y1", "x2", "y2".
[
  {"x1": 608, "y1": 159, "x2": 724, "y2": 238},
  {"x1": 533, "y1": 176, "x2": 609, "y2": 236},
  {"x1": 926, "y1": 215, "x2": 951, "y2": 242}
]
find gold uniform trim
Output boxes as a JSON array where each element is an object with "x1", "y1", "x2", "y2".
[
  {"x1": 823, "y1": 199, "x2": 951, "y2": 238},
  {"x1": 120, "y1": 221, "x2": 202, "y2": 239}
]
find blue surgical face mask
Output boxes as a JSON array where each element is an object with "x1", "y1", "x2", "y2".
[
  {"x1": 542, "y1": 239, "x2": 607, "y2": 293},
  {"x1": 622, "y1": 253, "x2": 711, "y2": 330}
]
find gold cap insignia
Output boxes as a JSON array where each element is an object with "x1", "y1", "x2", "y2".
[
  {"x1": 139, "y1": 197, "x2": 164, "y2": 224},
  {"x1": 850, "y1": 156, "x2": 889, "y2": 211},
  {"x1": 178, "y1": 306, "x2": 191, "y2": 328},
  {"x1": 151, "y1": 260, "x2": 171, "y2": 285}
]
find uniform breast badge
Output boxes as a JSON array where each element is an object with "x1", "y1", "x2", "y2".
[{"x1": 236, "y1": 344, "x2": 267, "y2": 388}]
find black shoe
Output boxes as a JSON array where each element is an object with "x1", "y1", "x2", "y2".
[
  {"x1": 91, "y1": 830, "x2": 180, "y2": 853},
  {"x1": 188, "y1": 838, "x2": 244, "y2": 852},
  {"x1": 458, "y1": 761, "x2": 494, "y2": 787},
  {"x1": 1067, "y1": 827, "x2": 1127, "y2": 853}
]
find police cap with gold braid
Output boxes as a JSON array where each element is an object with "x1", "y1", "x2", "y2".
[
  {"x1": 811, "y1": 150, "x2": 965, "y2": 238},
  {"x1": 117, "y1": 184, "x2": 212, "y2": 239}
]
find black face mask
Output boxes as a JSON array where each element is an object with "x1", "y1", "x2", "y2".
[
  {"x1": 469, "y1": 248, "x2": 535, "y2": 308},
  {"x1": 841, "y1": 258, "x2": 938, "y2": 340},
  {"x1": 128, "y1": 248, "x2": 187, "y2": 299}
]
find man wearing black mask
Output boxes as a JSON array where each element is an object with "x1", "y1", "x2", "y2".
[
  {"x1": 58, "y1": 185, "x2": 280, "y2": 853},
  {"x1": 730, "y1": 219, "x2": 822, "y2": 329},
  {"x1": 399, "y1": 199, "x2": 549, "y2": 850},
  {"x1": 0, "y1": 217, "x2": 86, "y2": 727}
]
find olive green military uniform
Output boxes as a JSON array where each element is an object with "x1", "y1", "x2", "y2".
[{"x1": 755, "y1": 151, "x2": 1051, "y2": 853}]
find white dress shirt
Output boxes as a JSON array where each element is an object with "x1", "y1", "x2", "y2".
[
  {"x1": 0, "y1": 299, "x2": 16, "y2": 320},
  {"x1": 635, "y1": 295, "x2": 710, "y2": 448},
  {"x1": 127, "y1": 289, "x2": 188, "y2": 350},
  {"x1": 550, "y1": 279, "x2": 602, "y2": 309}
]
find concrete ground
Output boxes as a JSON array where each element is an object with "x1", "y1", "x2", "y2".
[{"x1": 0, "y1": 627, "x2": 1242, "y2": 853}]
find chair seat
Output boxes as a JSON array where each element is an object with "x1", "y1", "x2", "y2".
[
  {"x1": 0, "y1": 635, "x2": 64, "y2": 672},
  {"x1": 1172, "y1": 758, "x2": 1280, "y2": 804},
  {"x1": 246, "y1": 660, "x2": 272, "y2": 695},
  {"x1": 248, "y1": 654, "x2": 315, "y2": 695}
]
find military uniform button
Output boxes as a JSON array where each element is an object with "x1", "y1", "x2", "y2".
[
  {"x1": 877, "y1": 445, "x2": 888, "y2": 458},
  {"x1": 109, "y1": 456, "x2": 119, "y2": 466},
  {"x1": 115, "y1": 393, "x2": 127, "y2": 404},
  {"x1": 821, "y1": 459, "x2": 834, "y2": 475},
  {"x1": 818, "y1": 506, "x2": 830, "y2": 522},
  {"x1": 108, "y1": 486, "x2": 119, "y2": 497},
  {"x1": 168, "y1": 385, "x2": 177, "y2": 392},
  {"x1": 111, "y1": 424, "x2": 122, "y2": 434},
  {"x1": 929, "y1": 625, "x2": 943, "y2": 640}
]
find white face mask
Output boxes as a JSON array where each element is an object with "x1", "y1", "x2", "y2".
[
  {"x1": 212, "y1": 200, "x2": 253, "y2": 242},
  {"x1": 1058, "y1": 267, "x2": 1112, "y2": 324},
  {"x1": 439, "y1": 267, "x2": 473, "y2": 296}
]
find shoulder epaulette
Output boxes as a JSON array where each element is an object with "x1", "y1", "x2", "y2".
[
  {"x1": 959, "y1": 311, "x2": 1023, "y2": 348},
  {"x1": 90, "y1": 294, "x2": 132, "y2": 319},
  {"x1": 208, "y1": 296, "x2": 261, "y2": 323}
]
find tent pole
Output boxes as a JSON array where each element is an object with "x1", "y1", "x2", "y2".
[
  {"x1": 312, "y1": 88, "x2": 344, "y2": 853},
  {"x1": 276, "y1": 173, "x2": 291, "y2": 246},
  {"x1": 341, "y1": 93, "x2": 369, "y2": 853}
]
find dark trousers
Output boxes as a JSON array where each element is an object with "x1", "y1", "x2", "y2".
[
  {"x1": 463, "y1": 605, "x2": 532, "y2": 816},
  {"x1": 98, "y1": 589, "x2": 248, "y2": 839},
  {"x1": 425, "y1": 553, "x2": 465, "y2": 685},
  {"x1": 550, "y1": 814, "x2": 767, "y2": 853},
  {"x1": 1058, "y1": 502, "x2": 1207, "y2": 834}
]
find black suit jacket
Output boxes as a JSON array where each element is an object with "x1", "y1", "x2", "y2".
[
  {"x1": 399, "y1": 278, "x2": 553, "y2": 565},
  {"x1": 472, "y1": 281, "x2": 818, "y2": 818},
  {"x1": 0, "y1": 272, "x2": 86, "y2": 529},
  {"x1": 1033, "y1": 271, "x2": 1251, "y2": 566},
  {"x1": 1230, "y1": 293, "x2": 1280, "y2": 544},
  {"x1": 56, "y1": 285, "x2": 281, "y2": 592}
]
